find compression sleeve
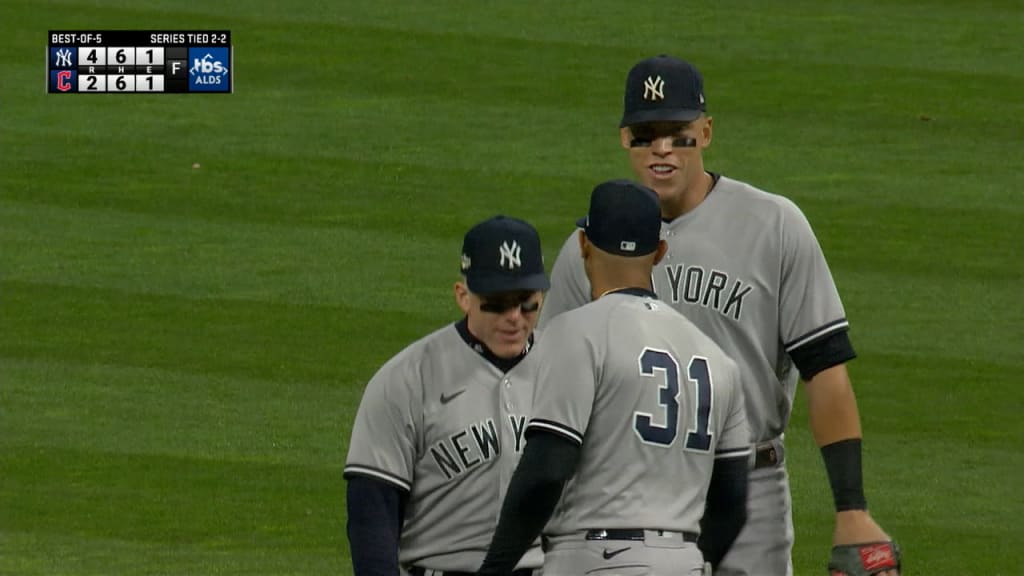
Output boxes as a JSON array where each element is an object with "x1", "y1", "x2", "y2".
[
  {"x1": 698, "y1": 455, "x2": 749, "y2": 569},
  {"x1": 346, "y1": 475, "x2": 409, "y2": 576},
  {"x1": 476, "y1": 431, "x2": 581, "y2": 576}
]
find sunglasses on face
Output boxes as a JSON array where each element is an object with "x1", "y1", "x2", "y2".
[
  {"x1": 628, "y1": 123, "x2": 698, "y2": 148},
  {"x1": 479, "y1": 293, "x2": 541, "y2": 314}
]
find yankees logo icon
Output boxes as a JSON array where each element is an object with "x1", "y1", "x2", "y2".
[
  {"x1": 643, "y1": 75, "x2": 664, "y2": 101},
  {"x1": 499, "y1": 240, "x2": 521, "y2": 269}
]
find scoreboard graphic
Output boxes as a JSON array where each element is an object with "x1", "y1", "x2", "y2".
[{"x1": 48, "y1": 30, "x2": 232, "y2": 93}]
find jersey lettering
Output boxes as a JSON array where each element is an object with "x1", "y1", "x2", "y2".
[
  {"x1": 633, "y1": 349, "x2": 714, "y2": 452},
  {"x1": 684, "y1": 356, "x2": 714, "y2": 452},
  {"x1": 508, "y1": 414, "x2": 527, "y2": 453},
  {"x1": 428, "y1": 416, "x2": 527, "y2": 481},
  {"x1": 634, "y1": 348, "x2": 681, "y2": 445},
  {"x1": 663, "y1": 263, "x2": 753, "y2": 320}
]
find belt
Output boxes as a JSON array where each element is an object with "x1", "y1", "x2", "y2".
[
  {"x1": 408, "y1": 568, "x2": 535, "y2": 576},
  {"x1": 754, "y1": 440, "x2": 782, "y2": 469},
  {"x1": 585, "y1": 529, "x2": 698, "y2": 543}
]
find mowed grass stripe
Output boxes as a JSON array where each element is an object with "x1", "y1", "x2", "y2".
[
  {"x1": 0, "y1": 200, "x2": 470, "y2": 313},
  {"x1": 1, "y1": 531, "x2": 342, "y2": 576},
  {"x1": 0, "y1": 280, "x2": 435, "y2": 386},
  {"x1": 0, "y1": 358, "x2": 360, "y2": 464},
  {"x1": 1, "y1": 447, "x2": 345, "y2": 575}
]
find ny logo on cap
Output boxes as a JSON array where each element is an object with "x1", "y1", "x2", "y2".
[
  {"x1": 460, "y1": 253, "x2": 472, "y2": 271},
  {"x1": 499, "y1": 240, "x2": 521, "y2": 269},
  {"x1": 643, "y1": 75, "x2": 665, "y2": 101}
]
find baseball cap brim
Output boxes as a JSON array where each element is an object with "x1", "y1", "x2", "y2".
[
  {"x1": 620, "y1": 108, "x2": 703, "y2": 128},
  {"x1": 467, "y1": 272, "x2": 550, "y2": 295}
]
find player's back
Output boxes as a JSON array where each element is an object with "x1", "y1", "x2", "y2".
[{"x1": 536, "y1": 290, "x2": 749, "y2": 536}]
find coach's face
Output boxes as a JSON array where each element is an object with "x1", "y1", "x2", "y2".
[
  {"x1": 620, "y1": 117, "x2": 712, "y2": 216},
  {"x1": 455, "y1": 283, "x2": 542, "y2": 358}
]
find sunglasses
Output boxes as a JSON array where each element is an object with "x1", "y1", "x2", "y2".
[
  {"x1": 479, "y1": 293, "x2": 541, "y2": 314},
  {"x1": 628, "y1": 123, "x2": 698, "y2": 148}
]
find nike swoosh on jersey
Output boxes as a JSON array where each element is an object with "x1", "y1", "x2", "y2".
[
  {"x1": 439, "y1": 389, "x2": 467, "y2": 404},
  {"x1": 602, "y1": 547, "x2": 631, "y2": 560}
]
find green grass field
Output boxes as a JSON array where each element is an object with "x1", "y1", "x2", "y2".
[{"x1": 2, "y1": 1, "x2": 1023, "y2": 574}]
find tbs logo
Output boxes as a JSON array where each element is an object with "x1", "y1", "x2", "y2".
[{"x1": 187, "y1": 47, "x2": 230, "y2": 92}]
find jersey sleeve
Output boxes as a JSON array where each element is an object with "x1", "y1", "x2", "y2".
[
  {"x1": 538, "y1": 230, "x2": 590, "y2": 329},
  {"x1": 344, "y1": 360, "x2": 420, "y2": 492},
  {"x1": 714, "y1": 358, "x2": 752, "y2": 460},
  {"x1": 527, "y1": 313, "x2": 596, "y2": 445},
  {"x1": 777, "y1": 199, "x2": 850, "y2": 354}
]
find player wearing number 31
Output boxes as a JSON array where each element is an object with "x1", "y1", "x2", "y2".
[{"x1": 476, "y1": 180, "x2": 751, "y2": 576}]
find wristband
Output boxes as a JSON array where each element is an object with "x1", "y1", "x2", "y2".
[{"x1": 821, "y1": 438, "x2": 868, "y2": 511}]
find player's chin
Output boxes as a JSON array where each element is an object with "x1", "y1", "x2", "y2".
[{"x1": 491, "y1": 332, "x2": 528, "y2": 357}]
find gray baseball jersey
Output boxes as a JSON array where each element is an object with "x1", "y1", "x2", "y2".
[
  {"x1": 540, "y1": 176, "x2": 848, "y2": 444},
  {"x1": 529, "y1": 290, "x2": 750, "y2": 535},
  {"x1": 344, "y1": 322, "x2": 543, "y2": 571}
]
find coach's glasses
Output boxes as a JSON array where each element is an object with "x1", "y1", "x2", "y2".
[
  {"x1": 479, "y1": 292, "x2": 541, "y2": 315},
  {"x1": 628, "y1": 123, "x2": 698, "y2": 148}
]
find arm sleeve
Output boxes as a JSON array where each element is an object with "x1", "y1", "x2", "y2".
[
  {"x1": 701, "y1": 359, "x2": 751, "y2": 568},
  {"x1": 698, "y1": 456, "x2": 749, "y2": 569},
  {"x1": 537, "y1": 230, "x2": 590, "y2": 329},
  {"x1": 777, "y1": 199, "x2": 851, "y2": 361},
  {"x1": 345, "y1": 475, "x2": 409, "y2": 576},
  {"x1": 344, "y1": 361, "x2": 420, "y2": 492},
  {"x1": 788, "y1": 328, "x2": 856, "y2": 381},
  {"x1": 526, "y1": 315, "x2": 597, "y2": 444},
  {"x1": 476, "y1": 432, "x2": 581, "y2": 576}
]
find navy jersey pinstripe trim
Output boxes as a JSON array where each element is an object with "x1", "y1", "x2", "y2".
[
  {"x1": 527, "y1": 418, "x2": 584, "y2": 445},
  {"x1": 343, "y1": 465, "x2": 412, "y2": 492},
  {"x1": 714, "y1": 446, "x2": 753, "y2": 459},
  {"x1": 784, "y1": 318, "x2": 849, "y2": 352}
]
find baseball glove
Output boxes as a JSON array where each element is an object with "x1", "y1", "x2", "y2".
[{"x1": 828, "y1": 540, "x2": 901, "y2": 575}]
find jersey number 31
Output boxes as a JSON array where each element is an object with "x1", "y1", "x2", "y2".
[{"x1": 634, "y1": 348, "x2": 713, "y2": 452}]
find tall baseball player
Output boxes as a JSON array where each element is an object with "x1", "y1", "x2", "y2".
[
  {"x1": 476, "y1": 180, "x2": 751, "y2": 576},
  {"x1": 538, "y1": 56, "x2": 901, "y2": 576},
  {"x1": 345, "y1": 215, "x2": 549, "y2": 576}
]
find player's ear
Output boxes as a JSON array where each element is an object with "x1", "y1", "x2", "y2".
[
  {"x1": 620, "y1": 127, "x2": 633, "y2": 149},
  {"x1": 454, "y1": 280, "x2": 472, "y2": 314},
  {"x1": 578, "y1": 230, "x2": 590, "y2": 259},
  {"x1": 701, "y1": 115, "x2": 713, "y2": 149},
  {"x1": 652, "y1": 239, "x2": 669, "y2": 265}
]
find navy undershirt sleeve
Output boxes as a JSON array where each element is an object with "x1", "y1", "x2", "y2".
[
  {"x1": 346, "y1": 474, "x2": 409, "y2": 576},
  {"x1": 476, "y1": 431, "x2": 581, "y2": 576},
  {"x1": 698, "y1": 456, "x2": 749, "y2": 569}
]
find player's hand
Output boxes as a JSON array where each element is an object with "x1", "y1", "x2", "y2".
[{"x1": 830, "y1": 510, "x2": 899, "y2": 575}]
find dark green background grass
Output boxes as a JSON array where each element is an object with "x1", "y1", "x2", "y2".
[{"x1": 2, "y1": 1, "x2": 1022, "y2": 574}]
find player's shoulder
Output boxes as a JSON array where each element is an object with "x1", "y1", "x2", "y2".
[
  {"x1": 715, "y1": 175, "x2": 810, "y2": 224},
  {"x1": 368, "y1": 323, "x2": 460, "y2": 386}
]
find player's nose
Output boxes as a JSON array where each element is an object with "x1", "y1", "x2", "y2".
[{"x1": 652, "y1": 136, "x2": 674, "y2": 155}]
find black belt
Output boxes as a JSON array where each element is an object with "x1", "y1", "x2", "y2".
[
  {"x1": 584, "y1": 529, "x2": 698, "y2": 543},
  {"x1": 408, "y1": 568, "x2": 535, "y2": 576},
  {"x1": 754, "y1": 442, "x2": 781, "y2": 469}
]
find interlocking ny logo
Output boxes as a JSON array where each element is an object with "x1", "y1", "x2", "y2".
[
  {"x1": 55, "y1": 48, "x2": 73, "y2": 67},
  {"x1": 643, "y1": 75, "x2": 665, "y2": 101},
  {"x1": 499, "y1": 240, "x2": 521, "y2": 269}
]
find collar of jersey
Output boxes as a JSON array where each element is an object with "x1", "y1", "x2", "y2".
[
  {"x1": 455, "y1": 317, "x2": 533, "y2": 373},
  {"x1": 601, "y1": 286, "x2": 658, "y2": 299}
]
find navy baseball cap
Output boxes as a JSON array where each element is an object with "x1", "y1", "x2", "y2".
[
  {"x1": 461, "y1": 215, "x2": 550, "y2": 295},
  {"x1": 576, "y1": 180, "x2": 661, "y2": 256},
  {"x1": 620, "y1": 55, "x2": 706, "y2": 127}
]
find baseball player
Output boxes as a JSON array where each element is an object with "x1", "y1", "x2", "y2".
[
  {"x1": 345, "y1": 215, "x2": 549, "y2": 576},
  {"x1": 538, "y1": 56, "x2": 901, "y2": 576},
  {"x1": 476, "y1": 180, "x2": 751, "y2": 576}
]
